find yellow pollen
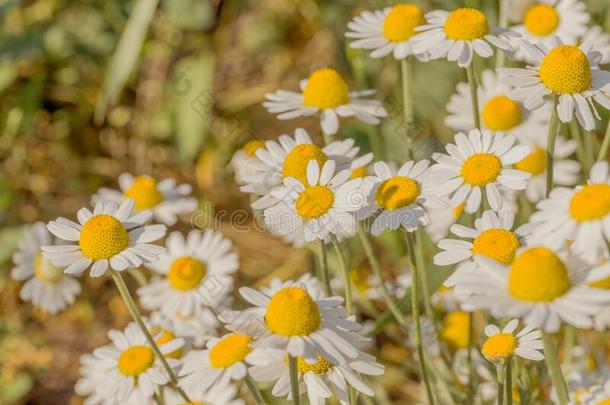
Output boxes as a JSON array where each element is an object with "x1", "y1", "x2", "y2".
[
  {"x1": 589, "y1": 276, "x2": 610, "y2": 289},
  {"x1": 569, "y1": 183, "x2": 610, "y2": 222},
  {"x1": 296, "y1": 355, "x2": 333, "y2": 375},
  {"x1": 282, "y1": 144, "x2": 328, "y2": 185},
  {"x1": 351, "y1": 166, "x2": 368, "y2": 179},
  {"x1": 243, "y1": 140, "x2": 265, "y2": 157},
  {"x1": 124, "y1": 176, "x2": 164, "y2": 210},
  {"x1": 508, "y1": 247, "x2": 571, "y2": 302},
  {"x1": 209, "y1": 334, "x2": 252, "y2": 369},
  {"x1": 539, "y1": 45, "x2": 591, "y2": 94},
  {"x1": 441, "y1": 311, "x2": 472, "y2": 349},
  {"x1": 295, "y1": 186, "x2": 335, "y2": 220},
  {"x1": 482, "y1": 95, "x2": 523, "y2": 131},
  {"x1": 524, "y1": 4, "x2": 560, "y2": 36},
  {"x1": 461, "y1": 153, "x2": 502, "y2": 186},
  {"x1": 382, "y1": 4, "x2": 425, "y2": 42},
  {"x1": 375, "y1": 176, "x2": 420, "y2": 210},
  {"x1": 265, "y1": 287, "x2": 321, "y2": 336},
  {"x1": 79, "y1": 215, "x2": 129, "y2": 260},
  {"x1": 118, "y1": 345, "x2": 155, "y2": 377},
  {"x1": 472, "y1": 228, "x2": 520, "y2": 265},
  {"x1": 481, "y1": 333, "x2": 517, "y2": 360},
  {"x1": 167, "y1": 256, "x2": 207, "y2": 291},
  {"x1": 34, "y1": 252, "x2": 64, "y2": 283},
  {"x1": 444, "y1": 8, "x2": 490, "y2": 41},
  {"x1": 303, "y1": 69, "x2": 350, "y2": 109},
  {"x1": 515, "y1": 147, "x2": 546, "y2": 175},
  {"x1": 152, "y1": 328, "x2": 182, "y2": 359}
]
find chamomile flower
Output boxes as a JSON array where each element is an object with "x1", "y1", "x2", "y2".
[
  {"x1": 11, "y1": 222, "x2": 81, "y2": 314},
  {"x1": 230, "y1": 140, "x2": 266, "y2": 185},
  {"x1": 358, "y1": 160, "x2": 447, "y2": 235},
  {"x1": 446, "y1": 69, "x2": 549, "y2": 135},
  {"x1": 149, "y1": 310, "x2": 218, "y2": 348},
  {"x1": 460, "y1": 246, "x2": 610, "y2": 332},
  {"x1": 582, "y1": 25, "x2": 610, "y2": 64},
  {"x1": 93, "y1": 173, "x2": 197, "y2": 226},
  {"x1": 583, "y1": 260, "x2": 610, "y2": 331},
  {"x1": 578, "y1": 382, "x2": 610, "y2": 405},
  {"x1": 42, "y1": 200, "x2": 166, "y2": 277},
  {"x1": 530, "y1": 161, "x2": 610, "y2": 259},
  {"x1": 137, "y1": 229, "x2": 238, "y2": 318},
  {"x1": 481, "y1": 319, "x2": 544, "y2": 366},
  {"x1": 498, "y1": 37, "x2": 610, "y2": 130},
  {"x1": 345, "y1": 4, "x2": 427, "y2": 60},
  {"x1": 75, "y1": 350, "x2": 116, "y2": 405},
  {"x1": 262, "y1": 160, "x2": 369, "y2": 242},
  {"x1": 440, "y1": 311, "x2": 473, "y2": 350},
  {"x1": 429, "y1": 129, "x2": 531, "y2": 213},
  {"x1": 411, "y1": 7, "x2": 517, "y2": 67},
  {"x1": 263, "y1": 68, "x2": 387, "y2": 136}
]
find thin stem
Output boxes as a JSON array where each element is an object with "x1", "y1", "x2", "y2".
[
  {"x1": 597, "y1": 119, "x2": 610, "y2": 162},
  {"x1": 110, "y1": 270, "x2": 192, "y2": 403},
  {"x1": 466, "y1": 64, "x2": 481, "y2": 130},
  {"x1": 127, "y1": 267, "x2": 147, "y2": 287},
  {"x1": 331, "y1": 235, "x2": 353, "y2": 316},
  {"x1": 245, "y1": 374, "x2": 266, "y2": 405},
  {"x1": 496, "y1": 364, "x2": 505, "y2": 405},
  {"x1": 288, "y1": 356, "x2": 301, "y2": 405},
  {"x1": 415, "y1": 230, "x2": 434, "y2": 321},
  {"x1": 405, "y1": 231, "x2": 436, "y2": 405},
  {"x1": 316, "y1": 240, "x2": 332, "y2": 296},
  {"x1": 401, "y1": 56, "x2": 415, "y2": 159},
  {"x1": 505, "y1": 358, "x2": 513, "y2": 405},
  {"x1": 542, "y1": 332, "x2": 569, "y2": 405},
  {"x1": 563, "y1": 325, "x2": 576, "y2": 368},
  {"x1": 495, "y1": 0, "x2": 508, "y2": 67},
  {"x1": 545, "y1": 95, "x2": 560, "y2": 198},
  {"x1": 467, "y1": 312, "x2": 476, "y2": 403},
  {"x1": 569, "y1": 120, "x2": 588, "y2": 170}
]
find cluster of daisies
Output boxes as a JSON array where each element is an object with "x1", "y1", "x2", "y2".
[{"x1": 9, "y1": 0, "x2": 610, "y2": 404}]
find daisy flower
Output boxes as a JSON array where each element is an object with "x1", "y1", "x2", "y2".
[
  {"x1": 93, "y1": 173, "x2": 197, "y2": 226},
  {"x1": 460, "y1": 246, "x2": 610, "y2": 332},
  {"x1": 446, "y1": 69, "x2": 550, "y2": 135},
  {"x1": 11, "y1": 222, "x2": 81, "y2": 314},
  {"x1": 530, "y1": 161, "x2": 610, "y2": 259},
  {"x1": 411, "y1": 7, "x2": 517, "y2": 67},
  {"x1": 577, "y1": 382, "x2": 610, "y2": 405},
  {"x1": 358, "y1": 160, "x2": 447, "y2": 235},
  {"x1": 440, "y1": 311, "x2": 473, "y2": 350},
  {"x1": 137, "y1": 229, "x2": 238, "y2": 318},
  {"x1": 42, "y1": 200, "x2": 166, "y2": 277},
  {"x1": 481, "y1": 319, "x2": 544, "y2": 366},
  {"x1": 345, "y1": 4, "x2": 427, "y2": 60},
  {"x1": 498, "y1": 37, "x2": 610, "y2": 130},
  {"x1": 263, "y1": 68, "x2": 387, "y2": 136},
  {"x1": 429, "y1": 129, "x2": 531, "y2": 213},
  {"x1": 75, "y1": 350, "x2": 116, "y2": 405},
  {"x1": 262, "y1": 160, "x2": 370, "y2": 242},
  {"x1": 248, "y1": 346, "x2": 384, "y2": 404},
  {"x1": 425, "y1": 202, "x2": 464, "y2": 242},
  {"x1": 583, "y1": 260, "x2": 610, "y2": 331},
  {"x1": 582, "y1": 25, "x2": 610, "y2": 65},
  {"x1": 149, "y1": 310, "x2": 218, "y2": 348},
  {"x1": 230, "y1": 140, "x2": 266, "y2": 185}
]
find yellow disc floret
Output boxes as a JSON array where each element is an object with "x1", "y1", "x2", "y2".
[
  {"x1": 297, "y1": 355, "x2": 333, "y2": 375},
  {"x1": 303, "y1": 69, "x2": 350, "y2": 109},
  {"x1": 243, "y1": 140, "x2": 266, "y2": 157},
  {"x1": 295, "y1": 186, "x2": 335, "y2": 220},
  {"x1": 383, "y1": 4, "x2": 425, "y2": 42},
  {"x1": 441, "y1": 311, "x2": 472, "y2": 349},
  {"x1": 152, "y1": 328, "x2": 183, "y2": 359},
  {"x1": 539, "y1": 45, "x2": 591, "y2": 94},
  {"x1": 569, "y1": 183, "x2": 610, "y2": 222},
  {"x1": 282, "y1": 144, "x2": 328, "y2": 185},
  {"x1": 481, "y1": 333, "x2": 518, "y2": 361},
  {"x1": 266, "y1": 287, "x2": 321, "y2": 336},
  {"x1": 209, "y1": 334, "x2": 252, "y2": 369},
  {"x1": 515, "y1": 147, "x2": 546, "y2": 175},
  {"x1": 118, "y1": 345, "x2": 155, "y2": 377},
  {"x1": 472, "y1": 228, "x2": 520, "y2": 265},
  {"x1": 34, "y1": 252, "x2": 64, "y2": 283},
  {"x1": 482, "y1": 95, "x2": 523, "y2": 131},
  {"x1": 461, "y1": 153, "x2": 502, "y2": 186},
  {"x1": 124, "y1": 176, "x2": 164, "y2": 210},
  {"x1": 375, "y1": 176, "x2": 420, "y2": 210},
  {"x1": 508, "y1": 247, "x2": 571, "y2": 302},
  {"x1": 524, "y1": 4, "x2": 560, "y2": 37},
  {"x1": 79, "y1": 215, "x2": 129, "y2": 260},
  {"x1": 444, "y1": 8, "x2": 490, "y2": 41},
  {"x1": 167, "y1": 256, "x2": 207, "y2": 291}
]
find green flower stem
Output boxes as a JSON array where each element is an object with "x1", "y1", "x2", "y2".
[
  {"x1": 505, "y1": 359, "x2": 513, "y2": 405},
  {"x1": 405, "y1": 231, "x2": 436, "y2": 405},
  {"x1": 401, "y1": 56, "x2": 415, "y2": 159},
  {"x1": 288, "y1": 356, "x2": 301, "y2": 405},
  {"x1": 244, "y1": 374, "x2": 267, "y2": 405},
  {"x1": 495, "y1": 0, "x2": 508, "y2": 68},
  {"x1": 496, "y1": 364, "x2": 505, "y2": 405},
  {"x1": 597, "y1": 119, "x2": 610, "y2": 162},
  {"x1": 331, "y1": 235, "x2": 353, "y2": 316},
  {"x1": 316, "y1": 240, "x2": 332, "y2": 296},
  {"x1": 110, "y1": 270, "x2": 192, "y2": 403},
  {"x1": 542, "y1": 332, "x2": 569, "y2": 405},
  {"x1": 466, "y1": 64, "x2": 481, "y2": 130},
  {"x1": 467, "y1": 312, "x2": 476, "y2": 403},
  {"x1": 545, "y1": 95, "x2": 560, "y2": 198},
  {"x1": 569, "y1": 120, "x2": 588, "y2": 171},
  {"x1": 415, "y1": 230, "x2": 435, "y2": 322}
]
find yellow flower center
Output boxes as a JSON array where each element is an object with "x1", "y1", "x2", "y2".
[
  {"x1": 482, "y1": 95, "x2": 523, "y2": 131},
  {"x1": 295, "y1": 186, "x2": 335, "y2": 220},
  {"x1": 302, "y1": 69, "x2": 350, "y2": 109},
  {"x1": 124, "y1": 176, "x2": 164, "y2": 210},
  {"x1": 297, "y1": 355, "x2": 333, "y2": 375},
  {"x1": 539, "y1": 45, "x2": 591, "y2": 94},
  {"x1": 167, "y1": 256, "x2": 207, "y2": 291},
  {"x1": 524, "y1": 4, "x2": 560, "y2": 36},
  {"x1": 444, "y1": 8, "x2": 490, "y2": 41},
  {"x1": 152, "y1": 328, "x2": 182, "y2": 359},
  {"x1": 382, "y1": 4, "x2": 425, "y2": 42},
  {"x1": 375, "y1": 176, "x2": 420, "y2": 210},
  {"x1": 441, "y1": 311, "x2": 471, "y2": 349},
  {"x1": 515, "y1": 147, "x2": 546, "y2": 175},
  {"x1": 79, "y1": 215, "x2": 129, "y2": 260},
  {"x1": 454, "y1": 203, "x2": 465, "y2": 218},
  {"x1": 34, "y1": 252, "x2": 64, "y2": 283},
  {"x1": 118, "y1": 345, "x2": 155, "y2": 377},
  {"x1": 472, "y1": 228, "x2": 520, "y2": 265},
  {"x1": 351, "y1": 166, "x2": 368, "y2": 179},
  {"x1": 461, "y1": 153, "x2": 502, "y2": 186},
  {"x1": 350, "y1": 267, "x2": 373, "y2": 293},
  {"x1": 282, "y1": 144, "x2": 328, "y2": 185},
  {"x1": 266, "y1": 287, "x2": 321, "y2": 336},
  {"x1": 243, "y1": 140, "x2": 265, "y2": 157},
  {"x1": 209, "y1": 334, "x2": 252, "y2": 369},
  {"x1": 508, "y1": 247, "x2": 571, "y2": 302},
  {"x1": 569, "y1": 183, "x2": 610, "y2": 222},
  {"x1": 573, "y1": 389, "x2": 590, "y2": 404},
  {"x1": 481, "y1": 333, "x2": 517, "y2": 360}
]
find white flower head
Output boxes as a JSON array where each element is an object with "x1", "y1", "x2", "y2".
[
  {"x1": 481, "y1": 319, "x2": 544, "y2": 366},
  {"x1": 581, "y1": 25, "x2": 610, "y2": 65}
]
